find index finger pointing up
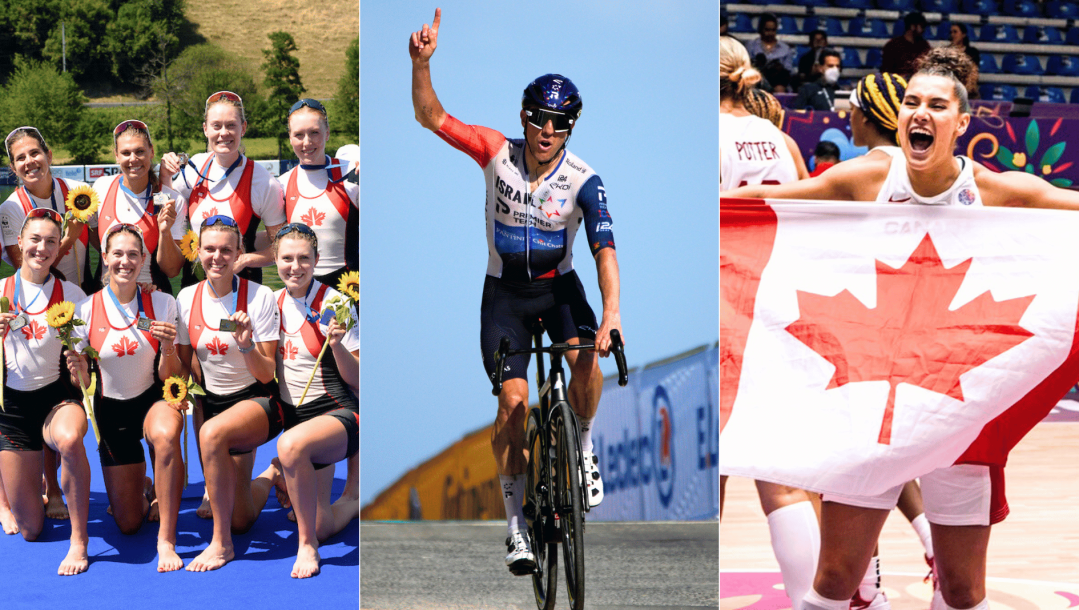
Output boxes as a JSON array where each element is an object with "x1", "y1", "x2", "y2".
[{"x1": 432, "y1": 7, "x2": 441, "y2": 32}]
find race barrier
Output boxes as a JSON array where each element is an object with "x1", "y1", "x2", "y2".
[{"x1": 361, "y1": 344, "x2": 720, "y2": 522}]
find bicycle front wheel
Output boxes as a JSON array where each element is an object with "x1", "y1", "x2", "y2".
[
  {"x1": 554, "y1": 402, "x2": 586, "y2": 610},
  {"x1": 526, "y1": 408, "x2": 558, "y2": 610}
]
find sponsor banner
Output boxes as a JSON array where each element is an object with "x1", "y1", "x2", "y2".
[
  {"x1": 51, "y1": 165, "x2": 85, "y2": 182},
  {"x1": 84, "y1": 164, "x2": 121, "y2": 181}
]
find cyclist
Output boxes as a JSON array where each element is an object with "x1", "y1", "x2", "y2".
[{"x1": 410, "y1": 8, "x2": 623, "y2": 574}]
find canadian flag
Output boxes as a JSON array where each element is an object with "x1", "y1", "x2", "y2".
[{"x1": 720, "y1": 198, "x2": 1079, "y2": 496}]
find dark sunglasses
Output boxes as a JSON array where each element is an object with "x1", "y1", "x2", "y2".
[
  {"x1": 21, "y1": 207, "x2": 63, "y2": 230},
  {"x1": 205, "y1": 91, "x2": 244, "y2": 111},
  {"x1": 203, "y1": 214, "x2": 238, "y2": 228},
  {"x1": 289, "y1": 98, "x2": 326, "y2": 117},
  {"x1": 275, "y1": 223, "x2": 317, "y2": 239},
  {"x1": 106, "y1": 222, "x2": 144, "y2": 237},
  {"x1": 525, "y1": 108, "x2": 574, "y2": 132},
  {"x1": 113, "y1": 119, "x2": 150, "y2": 142}
]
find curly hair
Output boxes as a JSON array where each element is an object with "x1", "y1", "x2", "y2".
[{"x1": 913, "y1": 47, "x2": 977, "y2": 113}]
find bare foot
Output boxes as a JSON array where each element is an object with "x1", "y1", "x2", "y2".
[
  {"x1": 157, "y1": 540, "x2": 183, "y2": 572},
  {"x1": 271, "y1": 457, "x2": 291, "y2": 509},
  {"x1": 196, "y1": 492, "x2": 212, "y2": 519},
  {"x1": 106, "y1": 504, "x2": 112, "y2": 516},
  {"x1": 291, "y1": 544, "x2": 321, "y2": 579},
  {"x1": 287, "y1": 509, "x2": 296, "y2": 523},
  {"x1": 45, "y1": 491, "x2": 69, "y2": 520},
  {"x1": 185, "y1": 542, "x2": 234, "y2": 572},
  {"x1": 147, "y1": 498, "x2": 160, "y2": 522},
  {"x1": 58, "y1": 541, "x2": 89, "y2": 576},
  {"x1": 0, "y1": 505, "x2": 18, "y2": 535}
]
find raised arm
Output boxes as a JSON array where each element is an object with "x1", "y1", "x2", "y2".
[
  {"x1": 410, "y1": 8, "x2": 447, "y2": 132},
  {"x1": 976, "y1": 166, "x2": 1079, "y2": 210}
]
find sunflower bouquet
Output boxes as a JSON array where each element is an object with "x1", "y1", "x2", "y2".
[
  {"x1": 47, "y1": 301, "x2": 101, "y2": 442},
  {"x1": 296, "y1": 271, "x2": 359, "y2": 406},
  {"x1": 63, "y1": 186, "x2": 100, "y2": 285},
  {"x1": 163, "y1": 375, "x2": 205, "y2": 488}
]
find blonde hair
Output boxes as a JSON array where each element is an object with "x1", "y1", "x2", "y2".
[{"x1": 721, "y1": 36, "x2": 762, "y2": 104}]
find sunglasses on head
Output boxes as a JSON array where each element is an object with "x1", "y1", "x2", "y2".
[
  {"x1": 106, "y1": 222, "x2": 144, "y2": 237},
  {"x1": 5, "y1": 126, "x2": 47, "y2": 158},
  {"x1": 525, "y1": 108, "x2": 574, "y2": 132},
  {"x1": 205, "y1": 91, "x2": 244, "y2": 111},
  {"x1": 289, "y1": 98, "x2": 326, "y2": 117},
  {"x1": 21, "y1": 208, "x2": 63, "y2": 230},
  {"x1": 275, "y1": 223, "x2": 317, "y2": 240},
  {"x1": 203, "y1": 214, "x2": 238, "y2": 229},
  {"x1": 113, "y1": 119, "x2": 150, "y2": 141}
]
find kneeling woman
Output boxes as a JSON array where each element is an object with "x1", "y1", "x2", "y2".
[
  {"x1": 0, "y1": 209, "x2": 88, "y2": 574},
  {"x1": 272, "y1": 224, "x2": 358, "y2": 578},
  {"x1": 65, "y1": 224, "x2": 185, "y2": 572},
  {"x1": 176, "y1": 216, "x2": 283, "y2": 572}
]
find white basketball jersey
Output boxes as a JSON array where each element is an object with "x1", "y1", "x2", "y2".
[
  {"x1": 875, "y1": 154, "x2": 983, "y2": 207},
  {"x1": 720, "y1": 113, "x2": 798, "y2": 191}
]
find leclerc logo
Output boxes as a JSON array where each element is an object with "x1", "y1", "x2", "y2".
[{"x1": 653, "y1": 386, "x2": 675, "y2": 508}]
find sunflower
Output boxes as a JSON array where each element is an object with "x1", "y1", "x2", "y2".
[
  {"x1": 163, "y1": 375, "x2": 188, "y2": 405},
  {"x1": 47, "y1": 301, "x2": 75, "y2": 328},
  {"x1": 64, "y1": 185, "x2": 100, "y2": 223},
  {"x1": 179, "y1": 230, "x2": 199, "y2": 262},
  {"x1": 337, "y1": 271, "x2": 358, "y2": 303}
]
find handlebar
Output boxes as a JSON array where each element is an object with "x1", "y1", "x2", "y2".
[{"x1": 491, "y1": 330, "x2": 629, "y2": 395}]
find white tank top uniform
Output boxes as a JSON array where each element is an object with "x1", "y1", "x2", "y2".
[
  {"x1": 92, "y1": 175, "x2": 189, "y2": 285},
  {"x1": 720, "y1": 113, "x2": 799, "y2": 191},
  {"x1": 875, "y1": 154, "x2": 983, "y2": 206},
  {"x1": 172, "y1": 153, "x2": 286, "y2": 234},
  {"x1": 277, "y1": 162, "x2": 358, "y2": 276},
  {"x1": 275, "y1": 282, "x2": 358, "y2": 406},
  {"x1": 0, "y1": 178, "x2": 93, "y2": 281},
  {"x1": 1, "y1": 275, "x2": 85, "y2": 391}
]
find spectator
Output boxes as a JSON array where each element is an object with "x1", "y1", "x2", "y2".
[
  {"x1": 881, "y1": 12, "x2": 931, "y2": 78},
  {"x1": 948, "y1": 23, "x2": 980, "y2": 67},
  {"x1": 793, "y1": 49, "x2": 842, "y2": 111},
  {"x1": 721, "y1": 13, "x2": 729, "y2": 37},
  {"x1": 809, "y1": 141, "x2": 841, "y2": 177},
  {"x1": 797, "y1": 30, "x2": 829, "y2": 88},
  {"x1": 746, "y1": 13, "x2": 795, "y2": 92}
]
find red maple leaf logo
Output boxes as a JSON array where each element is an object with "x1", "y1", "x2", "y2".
[
  {"x1": 20, "y1": 320, "x2": 45, "y2": 341},
  {"x1": 112, "y1": 335, "x2": 139, "y2": 358},
  {"x1": 279, "y1": 339, "x2": 298, "y2": 360},
  {"x1": 201, "y1": 207, "x2": 220, "y2": 221},
  {"x1": 301, "y1": 208, "x2": 325, "y2": 227},
  {"x1": 785, "y1": 234, "x2": 1036, "y2": 445},
  {"x1": 206, "y1": 336, "x2": 228, "y2": 356}
]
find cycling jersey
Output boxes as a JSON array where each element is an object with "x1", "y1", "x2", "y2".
[{"x1": 437, "y1": 114, "x2": 615, "y2": 282}]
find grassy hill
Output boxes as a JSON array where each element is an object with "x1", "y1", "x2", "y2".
[{"x1": 183, "y1": 0, "x2": 358, "y2": 99}]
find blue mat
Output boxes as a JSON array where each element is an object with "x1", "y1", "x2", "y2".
[{"x1": 0, "y1": 414, "x2": 358, "y2": 606}]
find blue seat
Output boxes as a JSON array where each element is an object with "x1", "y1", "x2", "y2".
[
  {"x1": 963, "y1": 0, "x2": 1000, "y2": 13},
  {"x1": 865, "y1": 48, "x2": 884, "y2": 70},
  {"x1": 842, "y1": 47, "x2": 863, "y2": 68},
  {"x1": 1023, "y1": 25, "x2": 1064, "y2": 45},
  {"x1": 1046, "y1": 1, "x2": 1079, "y2": 17},
  {"x1": 849, "y1": 18, "x2": 891, "y2": 38},
  {"x1": 1004, "y1": 0, "x2": 1041, "y2": 15},
  {"x1": 878, "y1": 0, "x2": 917, "y2": 9},
  {"x1": 1024, "y1": 86, "x2": 1066, "y2": 103},
  {"x1": 1068, "y1": 28, "x2": 1079, "y2": 45},
  {"x1": 1070, "y1": 87, "x2": 1079, "y2": 104},
  {"x1": 802, "y1": 16, "x2": 820, "y2": 33},
  {"x1": 1002, "y1": 53, "x2": 1044, "y2": 75},
  {"x1": 732, "y1": 14, "x2": 754, "y2": 33},
  {"x1": 777, "y1": 16, "x2": 800, "y2": 36},
  {"x1": 922, "y1": 0, "x2": 960, "y2": 10},
  {"x1": 979, "y1": 84, "x2": 1018, "y2": 100},
  {"x1": 933, "y1": 21, "x2": 952, "y2": 41},
  {"x1": 979, "y1": 53, "x2": 1000, "y2": 74},
  {"x1": 980, "y1": 24, "x2": 1020, "y2": 43},
  {"x1": 813, "y1": 17, "x2": 846, "y2": 38},
  {"x1": 1046, "y1": 54, "x2": 1079, "y2": 76},
  {"x1": 843, "y1": 0, "x2": 876, "y2": 7}
]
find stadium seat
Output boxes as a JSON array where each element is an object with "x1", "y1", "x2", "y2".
[
  {"x1": 1024, "y1": 86, "x2": 1066, "y2": 103},
  {"x1": 922, "y1": 0, "x2": 960, "y2": 11},
  {"x1": 778, "y1": 16, "x2": 800, "y2": 36},
  {"x1": 1046, "y1": 1, "x2": 1079, "y2": 17},
  {"x1": 878, "y1": 0, "x2": 917, "y2": 10},
  {"x1": 842, "y1": 47, "x2": 864, "y2": 68},
  {"x1": 1023, "y1": 25, "x2": 1065, "y2": 45},
  {"x1": 980, "y1": 24, "x2": 1020, "y2": 43},
  {"x1": 843, "y1": 0, "x2": 876, "y2": 7},
  {"x1": 823, "y1": 17, "x2": 847, "y2": 38},
  {"x1": 849, "y1": 18, "x2": 891, "y2": 38},
  {"x1": 979, "y1": 84, "x2": 1018, "y2": 100},
  {"x1": 1047, "y1": 54, "x2": 1079, "y2": 76},
  {"x1": 1004, "y1": 0, "x2": 1041, "y2": 16},
  {"x1": 732, "y1": 14, "x2": 754, "y2": 33},
  {"x1": 1002, "y1": 53, "x2": 1044, "y2": 75},
  {"x1": 865, "y1": 48, "x2": 884, "y2": 69},
  {"x1": 963, "y1": 0, "x2": 1000, "y2": 13},
  {"x1": 934, "y1": 21, "x2": 952, "y2": 41},
  {"x1": 979, "y1": 53, "x2": 1000, "y2": 74},
  {"x1": 802, "y1": 16, "x2": 820, "y2": 34},
  {"x1": 1066, "y1": 27, "x2": 1079, "y2": 45},
  {"x1": 1069, "y1": 87, "x2": 1079, "y2": 104}
]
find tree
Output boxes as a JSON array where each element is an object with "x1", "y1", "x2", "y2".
[
  {"x1": 0, "y1": 58, "x2": 87, "y2": 163},
  {"x1": 261, "y1": 31, "x2": 304, "y2": 159},
  {"x1": 330, "y1": 36, "x2": 358, "y2": 139},
  {"x1": 41, "y1": 0, "x2": 113, "y2": 90},
  {"x1": 107, "y1": 0, "x2": 185, "y2": 89}
]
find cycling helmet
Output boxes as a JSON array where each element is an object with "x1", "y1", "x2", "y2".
[{"x1": 522, "y1": 74, "x2": 583, "y2": 122}]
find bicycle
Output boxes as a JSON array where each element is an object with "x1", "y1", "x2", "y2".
[{"x1": 491, "y1": 326, "x2": 628, "y2": 610}]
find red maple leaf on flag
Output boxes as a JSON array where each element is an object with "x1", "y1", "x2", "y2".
[
  {"x1": 112, "y1": 335, "x2": 138, "y2": 358},
  {"x1": 21, "y1": 320, "x2": 45, "y2": 341},
  {"x1": 301, "y1": 208, "x2": 325, "y2": 227},
  {"x1": 206, "y1": 336, "x2": 228, "y2": 356},
  {"x1": 201, "y1": 207, "x2": 220, "y2": 221},
  {"x1": 785, "y1": 233, "x2": 1036, "y2": 445},
  {"x1": 279, "y1": 340, "x2": 298, "y2": 360}
]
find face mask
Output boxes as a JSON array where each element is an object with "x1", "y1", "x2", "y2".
[{"x1": 824, "y1": 66, "x2": 840, "y2": 85}]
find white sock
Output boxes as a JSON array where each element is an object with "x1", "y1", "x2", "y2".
[
  {"x1": 499, "y1": 474, "x2": 527, "y2": 535},
  {"x1": 579, "y1": 416, "x2": 595, "y2": 453},
  {"x1": 911, "y1": 513, "x2": 934, "y2": 558},
  {"x1": 857, "y1": 555, "x2": 881, "y2": 600},
  {"x1": 802, "y1": 588, "x2": 851, "y2": 610},
  {"x1": 767, "y1": 501, "x2": 820, "y2": 609},
  {"x1": 931, "y1": 589, "x2": 989, "y2": 609}
]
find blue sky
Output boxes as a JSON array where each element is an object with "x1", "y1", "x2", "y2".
[{"x1": 360, "y1": 1, "x2": 718, "y2": 505}]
